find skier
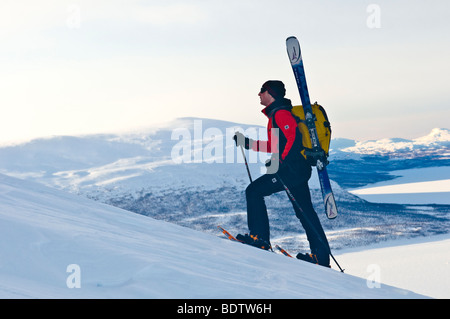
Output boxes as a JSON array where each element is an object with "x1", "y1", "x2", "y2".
[{"x1": 233, "y1": 80, "x2": 331, "y2": 267}]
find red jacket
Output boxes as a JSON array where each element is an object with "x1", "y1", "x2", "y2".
[{"x1": 251, "y1": 99, "x2": 304, "y2": 163}]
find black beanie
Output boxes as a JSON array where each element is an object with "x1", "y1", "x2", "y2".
[{"x1": 260, "y1": 80, "x2": 286, "y2": 100}]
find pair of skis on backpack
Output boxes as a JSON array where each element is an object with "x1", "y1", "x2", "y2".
[
  {"x1": 286, "y1": 36, "x2": 338, "y2": 220},
  {"x1": 218, "y1": 226, "x2": 293, "y2": 257}
]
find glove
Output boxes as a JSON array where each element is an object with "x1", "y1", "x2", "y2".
[
  {"x1": 233, "y1": 132, "x2": 251, "y2": 149},
  {"x1": 265, "y1": 155, "x2": 281, "y2": 174}
]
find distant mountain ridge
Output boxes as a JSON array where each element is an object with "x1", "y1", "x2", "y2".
[
  {"x1": 0, "y1": 119, "x2": 447, "y2": 192},
  {"x1": 332, "y1": 128, "x2": 450, "y2": 159}
]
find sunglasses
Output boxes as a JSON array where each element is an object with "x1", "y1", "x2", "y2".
[{"x1": 259, "y1": 87, "x2": 268, "y2": 94}]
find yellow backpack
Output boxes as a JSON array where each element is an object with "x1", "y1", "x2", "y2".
[{"x1": 291, "y1": 102, "x2": 331, "y2": 166}]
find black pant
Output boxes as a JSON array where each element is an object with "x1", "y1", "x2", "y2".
[{"x1": 245, "y1": 161, "x2": 330, "y2": 257}]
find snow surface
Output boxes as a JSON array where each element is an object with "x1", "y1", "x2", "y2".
[
  {"x1": 336, "y1": 234, "x2": 450, "y2": 299},
  {"x1": 0, "y1": 173, "x2": 426, "y2": 299}
]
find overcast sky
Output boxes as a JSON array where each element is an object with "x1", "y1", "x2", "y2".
[{"x1": 1, "y1": 0, "x2": 449, "y2": 144}]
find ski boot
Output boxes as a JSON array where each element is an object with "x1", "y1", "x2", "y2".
[
  {"x1": 236, "y1": 233, "x2": 272, "y2": 251},
  {"x1": 296, "y1": 251, "x2": 330, "y2": 268}
]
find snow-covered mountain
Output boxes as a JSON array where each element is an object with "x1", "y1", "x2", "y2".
[
  {"x1": 0, "y1": 118, "x2": 448, "y2": 252},
  {"x1": 1, "y1": 120, "x2": 447, "y2": 192},
  {"x1": 1, "y1": 119, "x2": 447, "y2": 192},
  {"x1": 332, "y1": 128, "x2": 450, "y2": 159},
  {"x1": 0, "y1": 172, "x2": 427, "y2": 298}
]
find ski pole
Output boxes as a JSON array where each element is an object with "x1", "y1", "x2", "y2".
[
  {"x1": 239, "y1": 144, "x2": 253, "y2": 183},
  {"x1": 275, "y1": 173, "x2": 344, "y2": 272}
]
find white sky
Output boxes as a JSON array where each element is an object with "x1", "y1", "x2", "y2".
[{"x1": 1, "y1": 0, "x2": 449, "y2": 144}]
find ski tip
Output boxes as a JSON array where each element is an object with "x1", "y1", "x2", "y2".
[
  {"x1": 286, "y1": 36, "x2": 302, "y2": 65},
  {"x1": 324, "y1": 194, "x2": 338, "y2": 219},
  {"x1": 286, "y1": 36, "x2": 297, "y2": 41},
  {"x1": 327, "y1": 213, "x2": 338, "y2": 220}
]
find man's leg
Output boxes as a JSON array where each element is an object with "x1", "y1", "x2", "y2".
[
  {"x1": 290, "y1": 181, "x2": 330, "y2": 266},
  {"x1": 245, "y1": 174, "x2": 283, "y2": 242}
]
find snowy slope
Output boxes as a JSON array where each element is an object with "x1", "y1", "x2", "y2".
[
  {"x1": 0, "y1": 173, "x2": 426, "y2": 299},
  {"x1": 336, "y1": 234, "x2": 450, "y2": 299}
]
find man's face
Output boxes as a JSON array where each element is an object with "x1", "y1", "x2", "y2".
[{"x1": 258, "y1": 90, "x2": 274, "y2": 107}]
